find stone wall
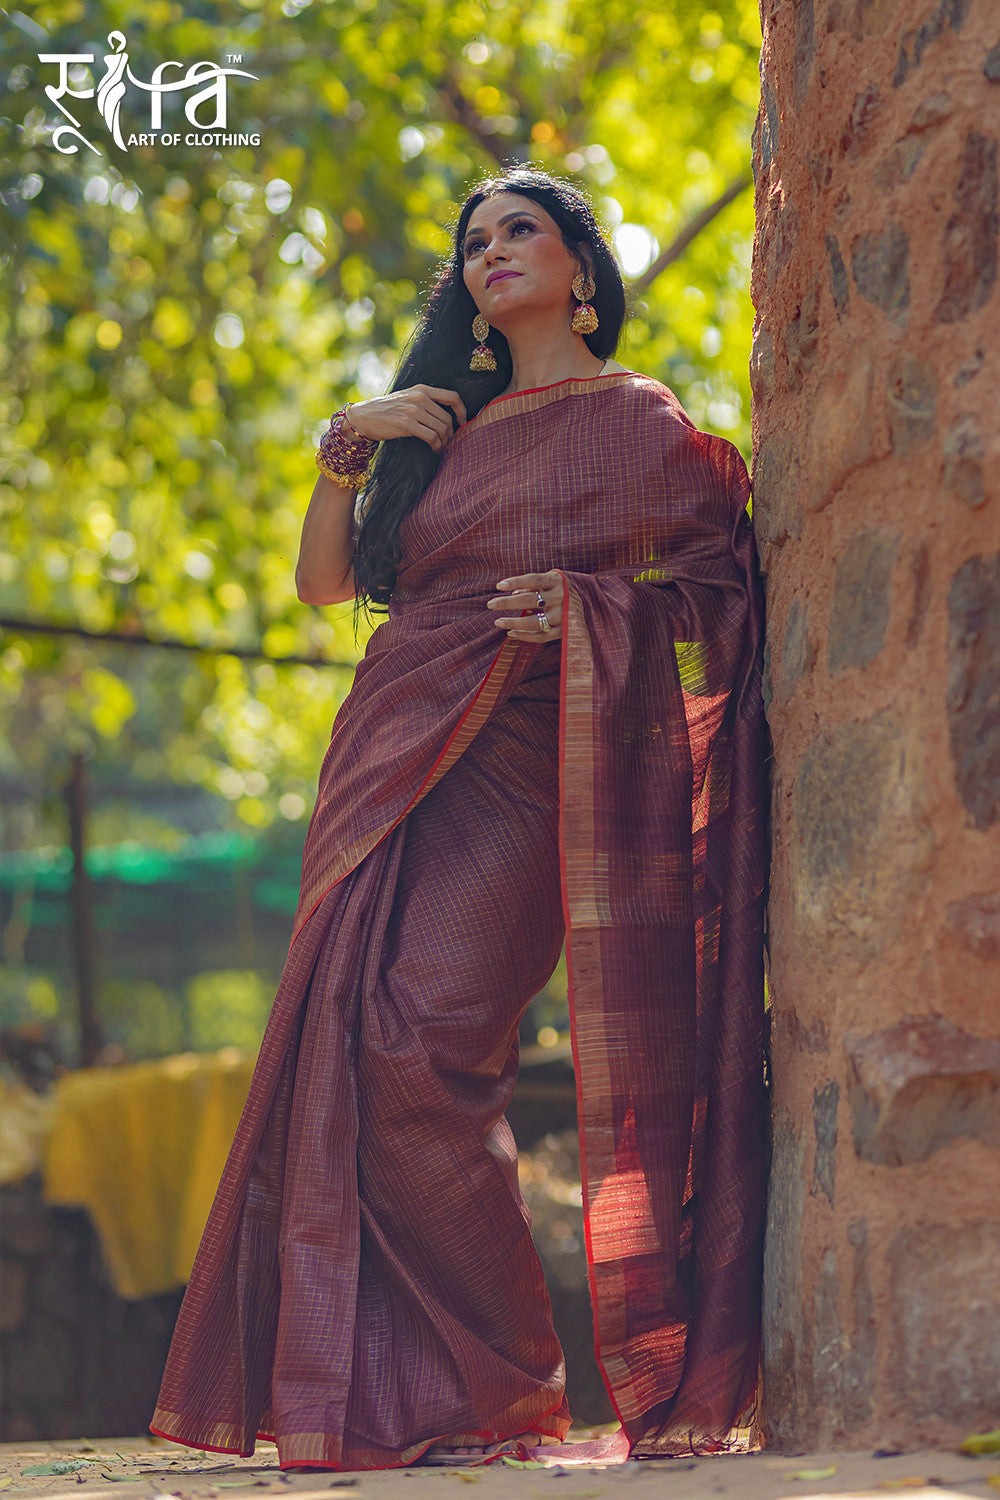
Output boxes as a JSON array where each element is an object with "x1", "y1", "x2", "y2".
[{"x1": 751, "y1": 0, "x2": 999, "y2": 1451}]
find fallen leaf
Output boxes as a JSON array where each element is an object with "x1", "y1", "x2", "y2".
[
  {"x1": 23, "y1": 1461, "x2": 91, "y2": 1477},
  {"x1": 985, "y1": 1478, "x2": 1000, "y2": 1490},
  {"x1": 0, "y1": 1480, "x2": 14, "y2": 1490},
  {"x1": 962, "y1": 1436, "x2": 1000, "y2": 1458},
  {"x1": 876, "y1": 1479, "x2": 931, "y2": 1489},
  {"x1": 787, "y1": 1466, "x2": 838, "y2": 1481},
  {"x1": 451, "y1": 1477, "x2": 481, "y2": 1485},
  {"x1": 499, "y1": 1457, "x2": 548, "y2": 1469}
]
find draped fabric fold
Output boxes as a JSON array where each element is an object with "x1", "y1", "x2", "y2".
[
  {"x1": 557, "y1": 515, "x2": 767, "y2": 1452},
  {"x1": 151, "y1": 371, "x2": 767, "y2": 1469}
]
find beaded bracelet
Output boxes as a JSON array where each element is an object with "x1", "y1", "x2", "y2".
[{"x1": 315, "y1": 404, "x2": 378, "y2": 489}]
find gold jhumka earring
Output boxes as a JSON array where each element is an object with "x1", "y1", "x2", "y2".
[
  {"x1": 469, "y1": 312, "x2": 497, "y2": 371},
  {"x1": 571, "y1": 273, "x2": 598, "y2": 334}
]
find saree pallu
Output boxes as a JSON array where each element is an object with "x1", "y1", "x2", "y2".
[{"x1": 151, "y1": 371, "x2": 768, "y2": 1468}]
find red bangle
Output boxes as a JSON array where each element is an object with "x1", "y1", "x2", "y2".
[{"x1": 315, "y1": 406, "x2": 377, "y2": 488}]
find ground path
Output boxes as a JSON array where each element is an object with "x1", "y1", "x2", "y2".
[{"x1": 1, "y1": 1432, "x2": 997, "y2": 1500}]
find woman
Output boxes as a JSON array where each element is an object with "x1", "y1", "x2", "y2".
[{"x1": 151, "y1": 168, "x2": 768, "y2": 1471}]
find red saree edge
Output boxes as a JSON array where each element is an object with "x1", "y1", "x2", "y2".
[
  {"x1": 149, "y1": 1419, "x2": 567, "y2": 1472},
  {"x1": 465, "y1": 370, "x2": 632, "y2": 425},
  {"x1": 445, "y1": 372, "x2": 645, "y2": 455},
  {"x1": 554, "y1": 569, "x2": 630, "y2": 1448},
  {"x1": 148, "y1": 1425, "x2": 254, "y2": 1458},
  {"x1": 147, "y1": 1422, "x2": 433, "y2": 1471},
  {"x1": 288, "y1": 633, "x2": 512, "y2": 946}
]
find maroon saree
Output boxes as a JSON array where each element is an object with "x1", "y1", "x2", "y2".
[{"x1": 150, "y1": 371, "x2": 768, "y2": 1468}]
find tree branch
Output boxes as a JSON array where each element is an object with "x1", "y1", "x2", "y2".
[
  {"x1": 630, "y1": 175, "x2": 752, "y2": 293},
  {"x1": 436, "y1": 73, "x2": 524, "y2": 167},
  {"x1": 0, "y1": 615, "x2": 356, "y2": 669}
]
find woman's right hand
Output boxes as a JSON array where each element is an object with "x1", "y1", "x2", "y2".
[{"x1": 346, "y1": 386, "x2": 467, "y2": 453}]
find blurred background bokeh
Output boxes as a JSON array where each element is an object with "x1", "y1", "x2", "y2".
[{"x1": 0, "y1": 0, "x2": 761, "y2": 1442}]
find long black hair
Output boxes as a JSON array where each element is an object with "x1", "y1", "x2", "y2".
[{"x1": 350, "y1": 167, "x2": 628, "y2": 612}]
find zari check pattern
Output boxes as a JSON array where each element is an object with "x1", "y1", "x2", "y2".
[{"x1": 151, "y1": 373, "x2": 768, "y2": 1468}]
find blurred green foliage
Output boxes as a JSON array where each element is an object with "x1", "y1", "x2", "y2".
[{"x1": 0, "y1": 0, "x2": 761, "y2": 841}]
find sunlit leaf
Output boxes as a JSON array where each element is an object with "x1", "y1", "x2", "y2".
[{"x1": 962, "y1": 1435, "x2": 1000, "y2": 1457}]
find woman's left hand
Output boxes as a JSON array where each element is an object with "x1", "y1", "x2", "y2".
[{"x1": 488, "y1": 569, "x2": 563, "y2": 643}]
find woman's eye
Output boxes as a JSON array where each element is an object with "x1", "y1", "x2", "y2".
[{"x1": 465, "y1": 220, "x2": 534, "y2": 257}]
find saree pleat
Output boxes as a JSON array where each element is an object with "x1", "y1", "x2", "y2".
[
  {"x1": 154, "y1": 650, "x2": 573, "y2": 1468},
  {"x1": 152, "y1": 371, "x2": 767, "y2": 1467}
]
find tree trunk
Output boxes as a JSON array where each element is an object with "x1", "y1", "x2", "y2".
[{"x1": 751, "y1": 0, "x2": 1000, "y2": 1451}]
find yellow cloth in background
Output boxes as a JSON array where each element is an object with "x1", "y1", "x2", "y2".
[{"x1": 42, "y1": 1049, "x2": 255, "y2": 1300}]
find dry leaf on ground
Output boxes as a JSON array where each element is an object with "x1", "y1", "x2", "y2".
[
  {"x1": 961, "y1": 1437, "x2": 1000, "y2": 1458},
  {"x1": 23, "y1": 1463, "x2": 91, "y2": 1477}
]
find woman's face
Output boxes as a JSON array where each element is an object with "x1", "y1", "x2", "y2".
[{"x1": 460, "y1": 192, "x2": 586, "y2": 329}]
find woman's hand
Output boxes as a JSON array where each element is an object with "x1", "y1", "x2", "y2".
[
  {"x1": 346, "y1": 385, "x2": 467, "y2": 453},
  {"x1": 488, "y1": 570, "x2": 563, "y2": 643}
]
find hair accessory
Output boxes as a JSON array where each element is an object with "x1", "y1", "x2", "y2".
[
  {"x1": 315, "y1": 406, "x2": 378, "y2": 489},
  {"x1": 470, "y1": 312, "x2": 497, "y2": 372},
  {"x1": 571, "y1": 272, "x2": 599, "y2": 335}
]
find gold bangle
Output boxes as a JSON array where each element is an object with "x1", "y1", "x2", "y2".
[{"x1": 315, "y1": 449, "x2": 370, "y2": 489}]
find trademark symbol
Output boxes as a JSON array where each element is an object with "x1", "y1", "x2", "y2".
[{"x1": 227, "y1": 52, "x2": 242, "y2": 63}]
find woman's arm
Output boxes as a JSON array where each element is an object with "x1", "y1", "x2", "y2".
[
  {"x1": 295, "y1": 384, "x2": 469, "y2": 607},
  {"x1": 295, "y1": 475, "x2": 358, "y2": 605}
]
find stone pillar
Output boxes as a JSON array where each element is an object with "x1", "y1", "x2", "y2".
[{"x1": 751, "y1": 0, "x2": 1000, "y2": 1451}]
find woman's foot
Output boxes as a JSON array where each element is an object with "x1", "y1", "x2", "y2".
[{"x1": 420, "y1": 1431, "x2": 543, "y2": 1465}]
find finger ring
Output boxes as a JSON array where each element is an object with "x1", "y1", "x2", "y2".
[
  {"x1": 534, "y1": 590, "x2": 546, "y2": 609},
  {"x1": 537, "y1": 610, "x2": 551, "y2": 632}
]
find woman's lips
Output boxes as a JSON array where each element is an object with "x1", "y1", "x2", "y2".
[{"x1": 485, "y1": 270, "x2": 521, "y2": 288}]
